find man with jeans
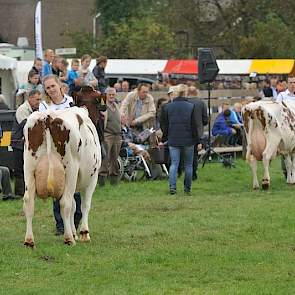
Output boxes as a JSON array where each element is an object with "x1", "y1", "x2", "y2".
[{"x1": 160, "y1": 84, "x2": 199, "y2": 195}]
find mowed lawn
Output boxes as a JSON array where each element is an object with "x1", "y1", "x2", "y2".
[{"x1": 1, "y1": 158, "x2": 295, "y2": 294}]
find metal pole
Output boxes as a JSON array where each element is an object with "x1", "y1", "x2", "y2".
[
  {"x1": 93, "y1": 17, "x2": 96, "y2": 49},
  {"x1": 93, "y1": 12, "x2": 101, "y2": 49}
]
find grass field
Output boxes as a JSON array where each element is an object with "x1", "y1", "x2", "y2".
[{"x1": 1, "y1": 158, "x2": 295, "y2": 294}]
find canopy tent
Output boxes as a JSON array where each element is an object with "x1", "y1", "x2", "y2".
[
  {"x1": 105, "y1": 59, "x2": 167, "y2": 75},
  {"x1": 0, "y1": 54, "x2": 17, "y2": 109},
  {"x1": 162, "y1": 59, "x2": 198, "y2": 74},
  {"x1": 217, "y1": 60, "x2": 252, "y2": 75},
  {"x1": 0, "y1": 54, "x2": 17, "y2": 70},
  {"x1": 249, "y1": 59, "x2": 295, "y2": 74}
]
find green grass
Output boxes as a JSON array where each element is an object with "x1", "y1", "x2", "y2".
[{"x1": 1, "y1": 158, "x2": 295, "y2": 294}]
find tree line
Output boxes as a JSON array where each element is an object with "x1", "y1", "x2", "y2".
[{"x1": 68, "y1": 0, "x2": 295, "y2": 59}]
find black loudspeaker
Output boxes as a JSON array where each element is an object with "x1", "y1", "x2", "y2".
[{"x1": 198, "y1": 48, "x2": 219, "y2": 84}]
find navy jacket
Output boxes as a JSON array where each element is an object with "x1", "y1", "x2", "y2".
[{"x1": 161, "y1": 97, "x2": 199, "y2": 147}]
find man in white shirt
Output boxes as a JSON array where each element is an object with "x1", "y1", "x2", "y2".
[{"x1": 276, "y1": 76, "x2": 295, "y2": 102}]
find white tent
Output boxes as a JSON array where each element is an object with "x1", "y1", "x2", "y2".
[
  {"x1": 0, "y1": 54, "x2": 17, "y2": 109},
  {"x1": 216, "y1": 59, "x2": 252, "y2": 75}
]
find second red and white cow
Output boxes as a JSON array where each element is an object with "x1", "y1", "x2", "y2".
[
  {"x1": 23, "y1": 107, "x2": 101, "y2": 247},
  {"x1": 242, "y1": 100, "x2": 295, "y2": 189}
]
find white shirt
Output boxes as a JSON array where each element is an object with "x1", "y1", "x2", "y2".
[
  {"x1": 39, "y1": 95, "x2": 73, "y2": 112},
  {"x1": 271, "y1": 86, "x2": 278, "y2": 98},
  {"x1": 276, "y1": 89, "x2": 295, "y2": 103}
]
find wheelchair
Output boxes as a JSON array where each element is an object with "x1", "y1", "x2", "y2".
[
  {"x1": 118, "y1": 146, "x2": 152, "y2": 181},
  {"x1": 118, "y1": 145, "x2": 169, "y2": 181}
]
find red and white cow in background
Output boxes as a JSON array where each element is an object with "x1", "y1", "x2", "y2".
[
  {"x1": 242, "y1": 100, "x2": 295, "y2": 189},
  {"x1": 23, "y1": 107, "x2": 101, "y2": 247}
]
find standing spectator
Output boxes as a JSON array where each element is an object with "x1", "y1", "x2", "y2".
[
  {"x1": 120, "y1": 83, "x2": 156, "y2": 133},
  {"x1": 187, "y1": 86, "x2": 208, "y2": 180},
  {"x1": 66, "y1": 59, "x2": 80, "y2": 95},
  {"x1": 98, "y1": 87, "x2": 122, "y2": 186},
  {"x1": 276, "y1": 76, "x2": 295, "y2": 103},
  {"x1": 59, "y1": 58, "x2": 69, "y2": 83},
  {"x1": 16, "y1": 70, "x2": 43, "y2": 107},
  {"x1": 42, "y1": 49, "x2": 54, "y2": 77},
  {"x1": 31, "y1": 57, "x2": 42, "y2": 81},
  {"x1": 263, "y1": 76, "x2": 278, "y2": 98},
  {"x1": 121, "y1": 81, "x2": 129, "y2": 92},
  {"x1": 11, "y1": 89, "x2": 41, "y2": 197},
  {"x1": 79, "y1": 54, "x2": 98, "y2": 88},
  {"x1": 40, "y1": 74, "x2": 81, "y2": 235},
  {"x1": 92, "y1": 56, "x2": 107, "y2": 93},
  {"x1": 160, "y1": 84, "x2": 199, "y2": 195},
  {"x1": 113, "y1": 82, "x2": 122, "y2": 92},
  {"x1": 51, "y1": 55, "x2": 62, "y2": 77}
]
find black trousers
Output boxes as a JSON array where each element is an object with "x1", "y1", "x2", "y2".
[{"x1": 13, "y1": 148, "x2": 25, "y2": 196}]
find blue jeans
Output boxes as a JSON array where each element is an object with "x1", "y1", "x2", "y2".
[
  {"x1": 168, "y1": 145, "x2": 194, "y2": 192},
  {"x1": 53, "y1": 192, "x2": 82, "y2": 232}
]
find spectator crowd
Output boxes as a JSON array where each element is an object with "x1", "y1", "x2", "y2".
[{"x1": 0, "y1": 48, "x2": 288, "y2": 204}]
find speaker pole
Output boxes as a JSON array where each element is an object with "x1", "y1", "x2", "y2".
[
  {"x1": 200, "y1": 82, "x2": 233, "y2": 168},
  {"x1": 206, "y1": 82, "x2": 212, "y2": 161}
]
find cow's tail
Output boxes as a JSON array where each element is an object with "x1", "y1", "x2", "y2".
[{"x1": 45, "y1": 129, "x2": 55, "y2": 196}]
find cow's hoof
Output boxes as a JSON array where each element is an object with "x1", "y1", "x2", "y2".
[
  {"x1": 80, "y1": 230, "x2": 91, "y2": 242},
  {"x1": 253, "y1": 185, "x2": 260, "y2": 190},
  {"x1": 64, "y1": 237, "x2": 76, "y2": 246},
  {"x1": 73, "y1": 234, "x2": 79, "y2": 241},
  {"x1": 24, "y1": 239, "x2": 35, "y2": 249},
  {"x1": 262, "y1": 179, "x2": 269, "y2": 190}
]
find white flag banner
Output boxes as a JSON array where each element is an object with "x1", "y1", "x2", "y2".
[{"x1": 34, "y1": 1, "x2": 43, "y2": 59}]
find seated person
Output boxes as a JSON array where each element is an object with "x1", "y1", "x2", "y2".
[
  {"x1": 230, "y1": 102, "x2": 243, "y2": 126},
  {"x1": 212, "y1": 109, "x2": 238, "y2": 146},
  {"x1": 121, "y1": 115, "x2": 150, "y2": 160},
  {"x1": 220, "y1": 101, "x2": 243, "y2": 145}
]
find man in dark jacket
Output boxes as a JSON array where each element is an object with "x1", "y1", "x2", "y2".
[
  {"x1": 187, "y1": 86, "x2": 208, "y2": 180},
  {"x1": 92, "y1": 56, "x2": 107, "y2": 93},
  {"x1": 160, "y1": 84, "x2": 199, "y2": 195},
  {"x1": 11, "y1": 89, "x2": 41, "y2": 197}
]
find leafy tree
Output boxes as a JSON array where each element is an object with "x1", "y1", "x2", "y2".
[
  {"x1": 66, "y1": 30, "x2": 100, "y2": 57},
  {"x1": 238, "y1": 14, "x2": 295, "y2": 58},
  {"x1": 97, "y1": 17, "x2": 177, "y2": 58},
  {"x1": 211, "y1": 0, "x2": 295, "y2": 58},
  {"x1": 95, "y1": 0, "x2": 152, "y2": 34}
]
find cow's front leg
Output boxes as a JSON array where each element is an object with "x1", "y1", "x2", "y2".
[
  {"x1": 23, "y1": 175, "x2": 36, "y2": 248},
  {"x1": 60, "y1": 191, "x2": 76, "y2": 246}
]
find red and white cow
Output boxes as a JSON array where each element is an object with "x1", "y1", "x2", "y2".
[
  {"x1": 23, "y1": 106, "x2": 101, "y2": 247},
  {"x1": 242, "y1": 100, "x2": 295, "y2": 189}
]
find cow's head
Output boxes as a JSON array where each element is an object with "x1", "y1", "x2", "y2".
[{"x1": 72, "y1": 86, "x2": 106, "y2": 126}]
